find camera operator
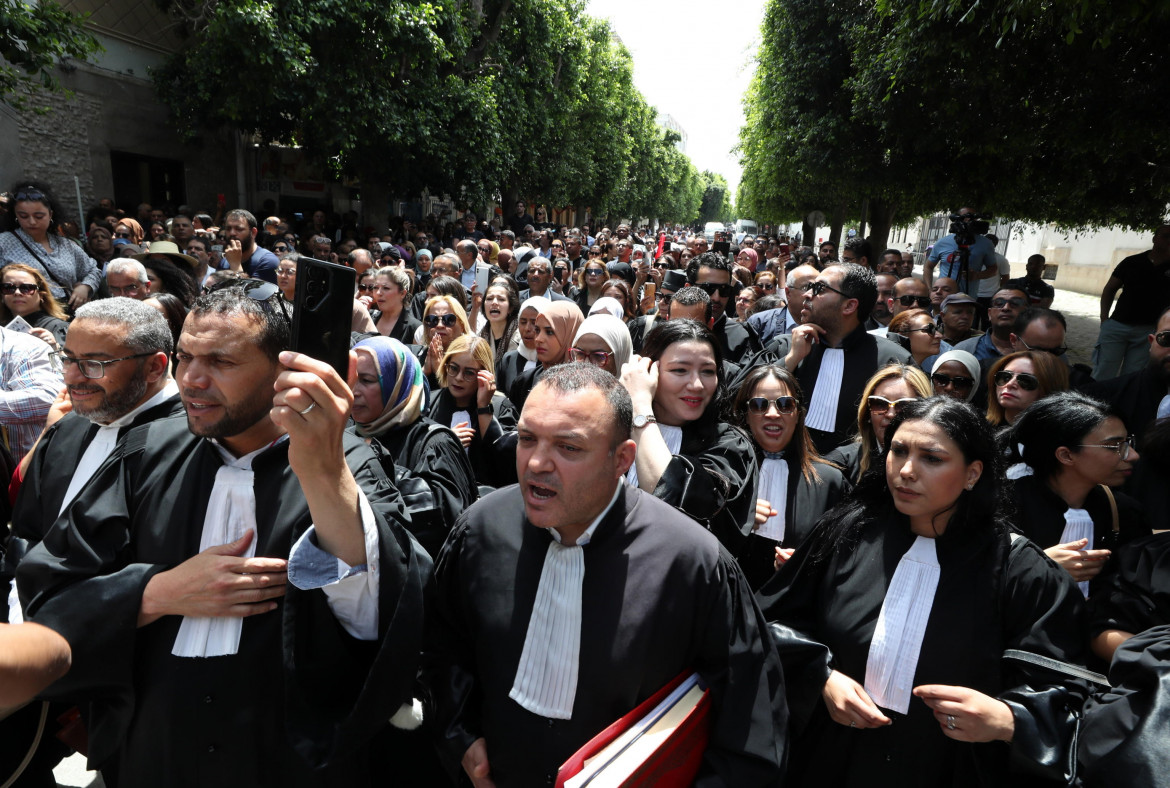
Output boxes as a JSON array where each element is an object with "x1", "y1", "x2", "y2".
[{"x1": 923, "y1": 207, "x2": 1000, "y2": 297}]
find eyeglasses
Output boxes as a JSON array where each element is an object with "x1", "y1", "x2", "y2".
[
  {"x1": 896, "y1": 294, "x2": 932, "y2": 309},
  {"x1": 991, "y1": 297, "x2": 1027, "y2": 309},
  {"x1": 810, "y1": 280, "x2": 847, "y2": 298},
  {"x1": 1077, "y1": 436, "x2": 1137, "y2": 461},
  {"x1": 930, "y1": 372, "x2": 975, "y2": 390},
  {"x1": 52, "y1": 351, "x2": 154, "y2": 379},
  {"x1": 443, "y1": 362, "x2": 481, "y2": 382},
  {"x1": 758, "y1": 282, "x2": 776, "y2": 291},
  {"x1": 1018, "y1": 338, "x2": 1067, "y2": 356},
  {"x1": 655, "y1": 290, "x2": 672, "y2": 301},
  {"x1": 275, "y1": 268, "x2": 297, "y2": 278},
  {"x1": 746, "y1": 396, "x2": 798, "y2": 415},
  {"x1": 107, "y1": 284, "x2": 143, "y2": 296},
  {"x1": 274, "y1": 245, "x2": 290, "y2": 253},
  {"x1": 14, "y1": 189, "x2": 46, "y2": 202},
  {"x1": 1157, "y1": 331, "x2": 1170, "y2": 348},
  {"x1": 425, "y1": 313, "x2": 459, "y2": 328},
  {"x1": 585, "y1": 268, "x2": 606, "y2": 277},
  {"x1": 1, "y1": 282, "x2": 38, "y2": 295},
  {"x1": 994, "y1": 370, "x2": 1040, "y2": 391},
  {"x1": 902, "y1": 323, "x2": 938, "y2": 337},
  {"x1": 867, "y1": 395, "x2": 917, "y2": 415},
  {"x1": 568, "y1": 347, "x2": 614, "y2": 366},
  {"x1": 114, "y1": 231, "x2": 132, "y2": 239},
  {"x1": 696, "y1": 282, "x2": 734, "y2": 298},
  {"x1": 357, "y1": 283, "x2": 376, "y2": 292}
]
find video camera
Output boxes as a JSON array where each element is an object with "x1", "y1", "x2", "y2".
[{"x1": 948, "y1": 212, "x2": 991, "y2": 246}]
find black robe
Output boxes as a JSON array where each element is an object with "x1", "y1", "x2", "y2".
[
  {"x1": 739, "y1": 324, "x2": 913, "y2": 455},
  {"x1": 737, "y1": 457, "x2": 850, "y2": 590},
  {"x1": 16, "y1": 417, "x2": 430, "y2": 787},
  {"x1": 653, "y1": 421, "x2": 758, "y2": 556},
  {"x1": 1007, "y1": 475, "x2": 1149, "y2": 597},
  {"x1": 427, "y1": 388, "x2": 518, "y2": 490},
  {"x1": 367, "y1": 416, "x2": 478, "y2": 559},
  {"x1": 712, "y1": 313, "x2": 761, "y2": 365},
  {"x1": 421, "y1": 484, "x2": 788, "y2": 787},
  {"x1": 23, "y1": 310, "x2": 69, "y2": 348},
  {"x1": 758, "y1": 518, "x2": 1089, "y2": 787},
  {"x1": 1, "y1": 397, "x2": 185, "y2": 605},
  {"x1": 369, "y1": 309, "x2": 422, "y2": 345},
  {"x1": 1087, "y1": 531, "x2": 1170, "y2": 641},
  {"x1": 494, "y1": 350, "x2": 532, "y2": 407},
  {"x1": 1078, "y1": 624, "x2": 1170, "y2": 787}
]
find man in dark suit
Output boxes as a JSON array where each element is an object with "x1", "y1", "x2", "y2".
[{"x1": 517, "y1": 256, "x2": 573, "y2": 303}]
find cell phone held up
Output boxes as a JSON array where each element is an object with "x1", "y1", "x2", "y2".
[{"x1": 291, "y1": 257, "x2": 356, "y2": 380}]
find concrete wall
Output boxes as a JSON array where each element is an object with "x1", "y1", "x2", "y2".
[{"x1": 1003, "y1": 225, "x2": 1154, "y2": 296}]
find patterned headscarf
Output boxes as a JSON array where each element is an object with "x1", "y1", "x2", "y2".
[{"x1": 353, "y1": 336, "x2": 429, "y2": 437}]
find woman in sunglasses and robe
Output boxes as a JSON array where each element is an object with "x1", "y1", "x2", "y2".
[
  {"x1": 827, "y1": 364, "x2": 933, "y2": 483},
  {"x1": 733, "y1": 364, "x2": 850, "y2": 589},
  {"x1": 419, "y1": 294, "x2": 472, "y2": 390}
]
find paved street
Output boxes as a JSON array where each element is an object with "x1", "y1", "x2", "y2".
[{"x1": 1050, "y1": 287, "x2": 1101, "y2": 368}]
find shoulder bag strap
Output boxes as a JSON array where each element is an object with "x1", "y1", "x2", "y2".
[
  {"x1": 1099, "y1": 484, "x2": 1120, "y2": 534},
  {"x1": 9, "y1": 232, "x2": 69, "y2": 292},
  {"x1": 1002, "y1": 649, "x2": 1109, "y2": 688}
]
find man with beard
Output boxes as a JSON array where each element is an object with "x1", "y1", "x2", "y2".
[
  {"x1": 223, "y1": 208, "x2": 280, "y2": 283},
  {"x1": 15, "y1": 284, "x2": 428, "y2": 786},
  {"x1": 865, "y1": 271, "x2": 897, "y2": 331},
  {"x1": 0, "y1": 298, "x2": 179, "y2": 781},
  {"x1": 1086, "y1": 306, "x2": 1170, "y2": 444},
  {"x1": 685, "y1": 251, "x2": 760, "y2": 363}
]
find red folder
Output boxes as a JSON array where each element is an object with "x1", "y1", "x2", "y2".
[{"x1": 555, "y1": 671, "x2": 711, "y2": 788}]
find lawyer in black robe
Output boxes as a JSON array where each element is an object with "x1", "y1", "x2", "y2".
[
  {"x1": 1087, "y1": 531, "x2": 1170, "y2": 647},
  {"x1": 16, "y1": 416, "x2": 430, "y2": 787},
  {"x1": 422, "y1": 484, "x2": 788, "y2": 787},
  {"x1": 428, "y1": 387, "x2": 518, "y2": 490}
]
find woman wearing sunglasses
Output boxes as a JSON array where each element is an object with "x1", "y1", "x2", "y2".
[
  {"x1": 351, "y1": 335, "x2": 476, "y2": 558},
  {"x1": 569, "y1": 313, "x2": 632, "y2": 377},
  {"x1": 733, "y1": 364, "x2": 849, "y2": 589},
  {"x1": 827, "y1": 364, "x2": 932, "y2": 483},
  {"x1": 929, "y1": 349, "x2": 980, "y2": 403},
  {"x1": 887, "y1": 309, "x2": 941, "y2": 372},
  {"x1": 985, "y1": 350, "x2": 1069, "y2": 428},
  {"x1": 620, "y1": 319, "x2": 756, "y2": 554},
  {"x1": 420, "y1": 294, "x2": 471, "y2": 388},
  {"x1": 573, "y1": 259, "x2": 610, "y2": 313},
  {"x1": 0, "y1": 263, "x2": 69, "y2": 349},
  {"x1": 428, "y1": 334, "x2": 519, "y2": 490}
]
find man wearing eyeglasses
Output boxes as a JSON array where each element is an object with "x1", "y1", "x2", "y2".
[
  {"x1": 750, "y1": 263, "x2": 911, "y2": 453},
  {"x1": 746, "y1": 263, "x2": 816, "y2": 347},
  {"x1": 953, "y1": 285, "x2": 1029, "y2": 362},
  {"x1": 685, "y1": 251, "x2": 760, "y2": 364},
  {"x1": 104, "y1": 259, "x2": 151, "y2": 300},
  {"x1": 15, "y1": 285, "x2": 428, "y2": 785},
  {"x1": 518, "y1": 257, "x2": 572, "y2": 303}
]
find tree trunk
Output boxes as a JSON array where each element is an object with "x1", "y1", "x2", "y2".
[
  {"x1": 867, "y1": 198, "x2": 898, "y2": 254},
  {"x1": 801, "y1": 218, "x2": 814, "y2": 248},
  {"x1": 857, "y1": 198, "x2": 869, "y2": 241},
  {"x1": 362, "y1": 179, "x2": 390, "y2": 235},
  {"x1": 829, "y1": 201, "x2": 846, "y2": 249}
]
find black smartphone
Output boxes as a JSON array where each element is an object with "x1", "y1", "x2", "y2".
[
  {"x1": 292, "y1": 256, "x2": 356, "y2": 380},
  {"x1": 713, "y1": 241, "x2": 731, "y2": 254}
]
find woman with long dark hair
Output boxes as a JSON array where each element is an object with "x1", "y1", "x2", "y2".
[
  {"x1": 760, "y1": 397, "x2": 1089, "y2": 787},
  {"x1": 0, "y1": 180, "x2": 100, "y2": 308},
  {"x1": 732, "y1": 364, "x2": 850, "y2": 589},
  {"x1": 477, "y1": 276, "x2": 520, "y2": 363},
  {"x1": 620, "y1": 319, "x2": 757, "y2": 553},
  {"x1": 1008, "y1": 391, "x2": 1148, "y2": 598}
]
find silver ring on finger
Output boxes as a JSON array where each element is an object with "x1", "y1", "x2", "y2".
[
  {"x1": 946, "y1": 714, "x2": 956, "y2": 731},
  {"x1": 298, "y1": 402, "x2": 316, "y2": 415},
  {"x1": 849, "y1": 720, "x2": 855, "y2": 728}
]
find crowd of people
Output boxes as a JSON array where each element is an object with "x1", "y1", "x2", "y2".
[{"x1": 0, "y1": 179, "x2": 1168, "y2": 787}]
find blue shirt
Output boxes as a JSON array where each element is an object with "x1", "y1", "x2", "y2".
[
  {"x1": 928, "y1": 234, "x2": 997, "y2": 296},
  {"x1": 244, "y1": 246, "x2": 280, "y2": 283}
]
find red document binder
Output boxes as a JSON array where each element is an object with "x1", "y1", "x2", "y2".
[{"x1": 555, "y1": 671, "x2": 711, "y2": 788}]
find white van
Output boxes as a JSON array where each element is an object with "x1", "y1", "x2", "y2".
[
  {"x1": 703, "y1": 221, "x2": 725, "y2": 243},
  {"x1": 734, "y1": 219, "x2": 758, "y2": 245}
]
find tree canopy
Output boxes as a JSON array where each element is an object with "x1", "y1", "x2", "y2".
[
  {"x1": 153, "y1": 0, "x2": 708, "y2": 224},
  {"x1": 0, "y1": 0, "x2": 100, "y2": 111},
  {"x1": 739, "y1": 0, "x2": 1170, "y2": 247}
]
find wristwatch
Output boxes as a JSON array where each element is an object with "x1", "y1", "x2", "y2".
[
  {"x1": 477, "y1": 404, "x2": 494, "y2": 414},
  {"x1": 632, "y1": 413, "x2": 657, "y2": 429}
]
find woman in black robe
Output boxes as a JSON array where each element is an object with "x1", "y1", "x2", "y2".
[
  {"x1": 1007, "y1": 391, "x2": 1149, "y2": 599},
  {"x1": 427, "y1": 334, "x2": 518, "y2": 491},
  {"x1": 620, "y1": 318, "x2": 757, "y2": 554},
  {"x1": 759, "y1": 396, "x2": 1089, "y2": 787},
  {"x1": 352, "y1": 335, "x2": 476, "y2": 559},
  {"x1": 731, "y1": 363, "x2": 850, "y2": 589},
  {"x1": 505, "y1": 300, "x2": 583, "y2": 411}
]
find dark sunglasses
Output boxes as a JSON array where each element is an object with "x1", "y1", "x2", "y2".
[
  {"x1": 1018, "y1": 338, "x2": 1068, "y2": 356},
  {"x1": 425, "y1": 313, "x2": 459, "y2": 328},
  {"x1": 696, "y1": 282, "x2": 734, "y2": 298},
  {"x1": 357, "y1": 283, "x2": 376, "y2": 292},
  {"x1": 584, "y1": 268, "x2": 606, "y2": 277},
  {"x1": 991, "y1": 297, "x2": 1027, "y2": 309},
  {"x1": 810, "y1": 280, "x2": 847, "y2": 298},
  {"x1": 757, "y1": 282, "x2": 776, "y2": 291},
  {"x1": 994, "y1": 370, "x2": 1040, "y2": 391},
  {"x1": 867, "y1": 395, "x2": 917, "y2": 415},
  {"x1": 902, "y1": 323, "x2": 938, "y2": 337},
  {"x1": 931, "y1": 372, "x2": 974, "y2": 390},
  {"x1": 274, "y1": 245, "x2": 290, "y2": 252},
  {"x1": 896, "y1": 294, "x2": 932, "y2": 309},
  {"x1": 1157, "y1": 331, "x2": 1170, "y2": 348},
  {"x1": 2, "y1": 282, "x2": 39, "y2": 295},
  {"x1": 746, "y1": 396, "x2": 798, "y2": 415},
  {"x1": 114, "y1": 231, "x2": 132, "y2": 239}
]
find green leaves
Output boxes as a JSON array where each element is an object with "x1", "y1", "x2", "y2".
[{"x1": 0, "y1": 0, "x2": 101, "y2": 110}]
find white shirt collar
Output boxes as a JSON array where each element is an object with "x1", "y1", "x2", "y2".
[{"x1": 101, "y1": 379, "x2": 180, "y2": 428}]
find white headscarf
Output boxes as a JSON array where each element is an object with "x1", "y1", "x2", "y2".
[
  {"x1": 931, "y1": 349, "x2": 981, "y2": 402},
  {"x1": 517, "y1": 296, "x2": 551, "y2": 362},
  {"x1": 574, "y1": 313, "x2": 633, "y2": 371},
  {"x1": 587, "y1": 296, "x2": 625, "y2": 320}
]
